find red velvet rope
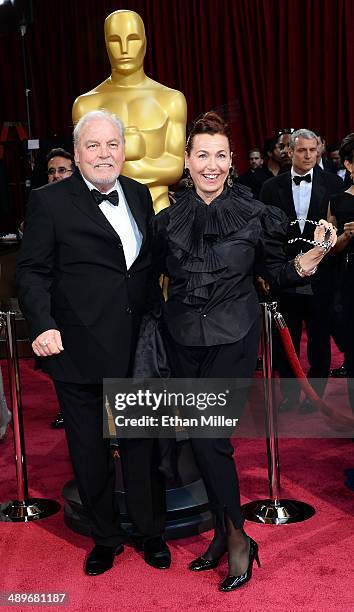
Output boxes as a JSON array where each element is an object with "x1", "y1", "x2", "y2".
[{"x1": 274, "y1": 314, "x2": 354, "y2": 431}]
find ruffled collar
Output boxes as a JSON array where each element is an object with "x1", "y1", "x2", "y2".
[{"x1": 166, "y1": 184, "x2": 259, "y2": 303}]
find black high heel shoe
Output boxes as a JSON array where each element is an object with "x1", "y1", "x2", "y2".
[
  {"x1": 219, "y1": 538, "x2": 260, "y2": 591},
  {"x1": 189, "y1": 550, "x2": 226, "y2": 572}
]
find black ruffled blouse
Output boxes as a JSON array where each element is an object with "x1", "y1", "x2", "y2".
[{"x1": 153, "y1": 185, "x2": 301, "y2": 347}]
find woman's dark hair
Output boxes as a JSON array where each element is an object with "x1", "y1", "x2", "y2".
[
  {"x1": 186, "y1": 111, "x2": 232, "y2": 155},
  {"x1": 339, "y1": 133, "x2": 354, "y2": 165}
]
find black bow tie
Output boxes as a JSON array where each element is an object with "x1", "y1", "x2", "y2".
[
  {"x1": 91, "y1": 189, "x2": 119, "y2": 206},
  {"x1": 293, "y1": 174, "x2": 311, "y2": 186}
]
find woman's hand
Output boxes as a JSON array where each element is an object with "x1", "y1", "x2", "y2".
[
  {"x1": 297, "y1": 219, "x2": 337, "y2": 275},
  {"x1": 255, "y1": 276, "x2": 270, "y2": 295},
  {"x1": 313, "y1": 219, "x2": 337, "y2": 250}
]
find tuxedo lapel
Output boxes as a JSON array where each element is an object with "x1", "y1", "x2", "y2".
[
  {"x1": 307, "y1": 166, "x2": 326, "y2": 222},
  {"x1": 278, "y1": 173, "x2": 296, "y2": 218},
  {"x1": 68, "y1": 172, "x2": 123, "y2": 243},
  {"x1": 277, "y1": 173, "x2": 302, "y2": 237}
]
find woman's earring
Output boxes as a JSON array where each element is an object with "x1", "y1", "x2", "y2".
[
  {"x1": 227, "y1": 167, "x2": 234, "y2": 188},
  {"x1": 184, "y1": 167, "x2": 194, "y2": 188}
]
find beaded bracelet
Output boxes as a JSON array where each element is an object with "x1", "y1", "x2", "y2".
[
  {"x1": 294, "y1": 253, "x2": 317, "y2": 277},
  {"x1": 288, "y1": 219, "x2": 334, "y2": 252}
]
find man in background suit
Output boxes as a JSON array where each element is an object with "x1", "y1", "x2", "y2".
[
  {"x1": 237, "y1": 147, "x2": 271, "y2": 198},
  {"x1": 316, "y1": 134, "x2": 337, "y2": 174},
  {"x1": 46, "y1": 147, "x2": 74, "y2": 183},
  {"x1": 16, "y1": 110, "x2": 170, "y2": 575},
  {"x1": 264, "y1": 136, "x2": 282, "y2": 176},
  {"x1": 260, "y1": 129, "x2": 343, "y2": 412}
]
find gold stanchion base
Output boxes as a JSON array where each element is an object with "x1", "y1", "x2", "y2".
[
  {"x1": 0, "y1": 499, "x2": 61, "y2": 522},
  {"x1": 242, "y1": 499, "x2": 315, "y2": 524}
]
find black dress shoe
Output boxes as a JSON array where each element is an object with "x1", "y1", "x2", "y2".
[
  {"x1": 189, "y1": 552, "x2": 226, "y2": 571},
  {"x1": 85, "y1": 544, "x2": 124, "y2": 576},
  {"x1": 51, "y1": 411, "x2": 64, "y2": 429},
  {"x1": 299, "y1": 398, "x2": 317, "y2": 414},
  {"x1": 219, "y1": 538, "x2": 260, "y2": 592},
  {"x1": 143, "y1": 537, "x2": 171, "y2": 569}
]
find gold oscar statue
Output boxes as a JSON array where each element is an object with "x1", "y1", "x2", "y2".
[{"x1": 72, "y1": 9, "x2": 187, "y2": 211}]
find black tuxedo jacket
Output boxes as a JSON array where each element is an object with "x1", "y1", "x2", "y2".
[
  {"x1": 16, "y1": 172, "x2": 156, "y2": 383},
  {"x1": 259, "y1": 165, "x2": 343, "y2": 295}
]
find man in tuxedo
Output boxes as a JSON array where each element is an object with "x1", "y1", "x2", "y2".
[
  {"x1": 16, "y1": 110, "x2": 170, "y2": 575},
  {"x1": 260, "y1": 128, "x2": 343, "y2": 412}
]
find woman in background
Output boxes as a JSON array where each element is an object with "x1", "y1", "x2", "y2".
[{"x1": 328, "y1": 133, "x2": 354, "y2": 491}]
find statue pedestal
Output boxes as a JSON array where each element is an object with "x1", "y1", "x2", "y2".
[{"x1": 62, "y1": 439, "x2": 212, "y2": 539}]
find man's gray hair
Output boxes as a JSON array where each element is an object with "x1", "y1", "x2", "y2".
[
  {"x1": 73, "y1": 110, "x2": 125, "y2": 145},
  {"x1": 290, "y1": 129, "x2": 318, "y2": 150}
]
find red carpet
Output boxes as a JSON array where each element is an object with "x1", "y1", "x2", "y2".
[{"x1": 0, "y1": 357, "x2": 354, "y2": 611}]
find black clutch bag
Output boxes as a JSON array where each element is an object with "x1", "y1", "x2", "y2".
[
  {"x1": 133, "y1": 313, "x2": 177, "y2": 481},
  {"x1": 132, "y1": 312, "x2": 171, "y2": 379}
]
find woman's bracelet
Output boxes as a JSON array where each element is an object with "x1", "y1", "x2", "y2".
[
  {"x1": 294, "y1": 254, "x2": 318, "y2": 277},
  {"x1": 288, "y1": 219, "x2": 334, "y2": 252}
]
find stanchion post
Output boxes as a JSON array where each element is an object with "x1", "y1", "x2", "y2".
[
  {"x1": 0, "y1": 310, "x2": 61, "y2": 521},
  {"x1": 261, "y1": 303, "x2": 281, "y2": 501},
  {"x1": 5, "y1": 311, "x2": 28, "y2": 502},
  {"x1": 241, "y1": 302, "x2": 315, "y2": 524}
]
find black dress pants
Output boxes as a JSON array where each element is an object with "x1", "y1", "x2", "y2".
[
  {"x1": 277, "y1": 292, "x2": 332, "y2": 399},
  {"x1": 341, "y1": 260, "x2": 354, "y2": 415},
  {"x1": 54, "y1": 381, "x2": 166, "y2": 546},
  {"x1": 165, "y1": 319, "x2": 260, "y2": 530}
]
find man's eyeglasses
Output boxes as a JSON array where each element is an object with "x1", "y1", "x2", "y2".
[{"x1": 47, "y1": 167, "x2": 73, "y2": 176}]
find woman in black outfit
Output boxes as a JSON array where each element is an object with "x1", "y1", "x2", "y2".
[
  {"x1": 153, "y1": 112, "x2": 336, "y2": 591},
  {"x1": 328, "y1": 134, "x2": 354, "y2": 379},
  {"x1": 328, "y1": 133, "x2": 354, "y2": 490}
]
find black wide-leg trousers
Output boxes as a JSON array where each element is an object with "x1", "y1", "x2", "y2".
[
  {"x1": 165, "y1": 318, "x2": 260, "y2": 530},
  {"x1": 54, "y1": 381, "x2": 166, "y2": 546},
  {"x1": 276, "y1": 293, "x2": 332, "y2": 399}
]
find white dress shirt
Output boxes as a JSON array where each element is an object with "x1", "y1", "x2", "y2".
[
  {"x1": 291, "y1": 167, "x2": 314, "y2": 233},
  {"x1": 82, "y1": 176, "x2": 142, "y2": 270},
  {"x1": 337, "y1": 168, "x2": 346, "y2": 181}
]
